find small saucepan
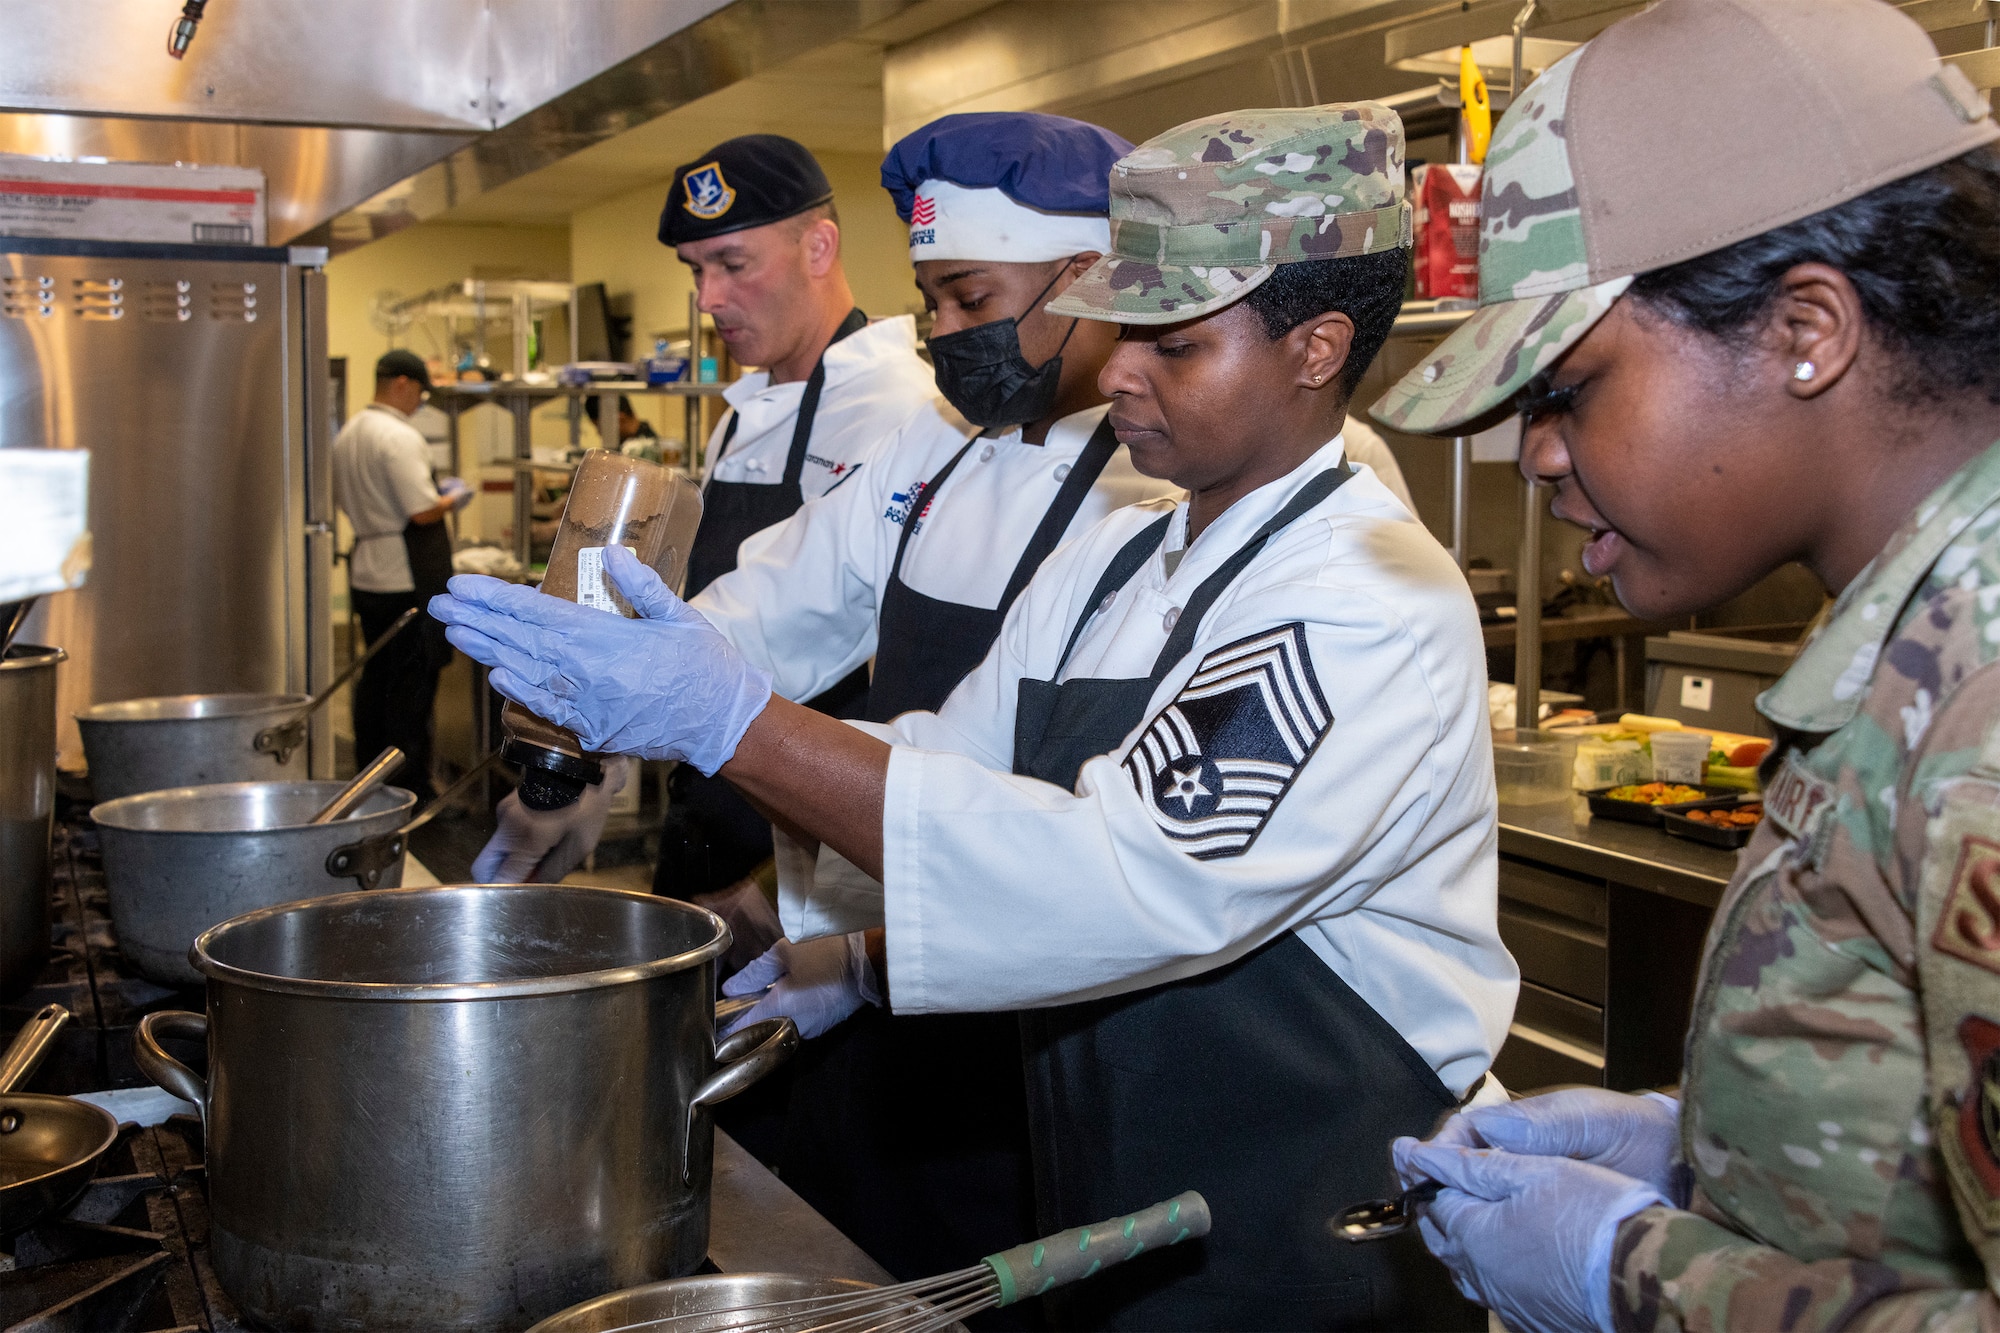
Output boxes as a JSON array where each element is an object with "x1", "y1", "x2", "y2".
[{"x1": 0, "y1": 1004, "x2": 120, "y2": 1235}]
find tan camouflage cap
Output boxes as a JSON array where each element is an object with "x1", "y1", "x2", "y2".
[
  {"x1": 1374, "y1": 0, "x2": 2000, "y2": 436},
  {"x1": 1045, "y1": 103, "x2": 1410, "y2": 325}
]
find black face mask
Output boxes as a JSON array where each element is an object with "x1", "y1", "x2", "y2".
[{"x1": 927, "y1": 261, "x2": 1080, "y2": 430}]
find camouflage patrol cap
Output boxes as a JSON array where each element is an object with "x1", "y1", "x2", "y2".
[
  {"x1": 1375, "y1": 0, "x2": 2000, "y2": 436},
  {"x1": 1044, "y1": 103, "x2": 1411, "y2": 325}
]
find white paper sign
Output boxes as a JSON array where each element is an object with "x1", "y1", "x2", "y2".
[
  {"x1": 576, "y1": 545, "x2": 638, "y2": 616},
  {"x1": 0, "y1": 449, "x2": 90, "y2": 600}
]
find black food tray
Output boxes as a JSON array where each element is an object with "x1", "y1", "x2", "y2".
[
  {"x1": 1661, "y1": 805, "x2": 1762, "y2": 848},
  {"x1": 1584, "y1": 786, "x2": 1746, "y2": 827}
]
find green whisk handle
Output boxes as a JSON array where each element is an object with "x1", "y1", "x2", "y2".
[{"x1": 983, "y1": 1191, "x2": 1212, "y2": 1307}]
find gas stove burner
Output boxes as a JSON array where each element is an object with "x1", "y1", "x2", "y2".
[{"x1": 0, "y1": 1116, "x2": 244, "y2": 1332}]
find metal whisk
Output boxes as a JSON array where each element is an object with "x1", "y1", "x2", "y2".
[{"x1": 598, "y1": 1192, "x2": 1210, "y2": 1333}]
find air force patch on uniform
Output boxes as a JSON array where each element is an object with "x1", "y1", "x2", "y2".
[
  {"x1": 1123, "y1": 623, "x2": 1331, "y2": 859},
  {"x1": 682, "y1": 163, "x2": 736, "y2": 220}
]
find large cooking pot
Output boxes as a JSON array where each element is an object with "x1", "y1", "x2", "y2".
[
  {"x1": 92, "y1": 780, "x2": 418, "y2": 985},
  {"x1": 132, "y1": 885, "x2": 798, "y2": 1333},
  {"x1": 76, "y1": 692, "x2": 310, "y2": 802},
  {"x1": 0, "y1": 645, "x2": 64, "y2": 998}
]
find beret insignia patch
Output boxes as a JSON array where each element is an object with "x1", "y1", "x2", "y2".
[
  {"x1": 1122, "y1": 622, "x2": 1331, "y2": 859},
  {"x1": 682, "y1": 163, "x2": 736, "y2": 220}
]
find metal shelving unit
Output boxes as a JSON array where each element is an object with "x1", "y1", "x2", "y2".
[{"x1": 428, "y1": 378, "x2": 730, "y2": 568}]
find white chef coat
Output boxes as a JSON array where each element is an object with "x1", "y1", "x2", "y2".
[
  {"x1": 332, "y1": 402, "x2": 439, "y2": 594},
  {"x1": 702, "y1": 315, "x2": 937, "y2": 500},
  {"x1": 777, "y1": 435, "x2": 1516, "y2": 1096},
  {"x1": 1342, "y1": 415, "x2": 1414, "y2": 514},
  {"x1": 695, "y1": 402, "x2": 1179, "y2": 702}
]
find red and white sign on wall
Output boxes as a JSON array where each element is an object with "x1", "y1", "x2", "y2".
[{"x1": 0, "y1": 156, "x2": 266, "y2": 246}]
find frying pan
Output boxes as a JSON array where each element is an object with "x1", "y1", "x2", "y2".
[{"x1": 0, "y1": 1004, "x2": 120, "y2": 1235}]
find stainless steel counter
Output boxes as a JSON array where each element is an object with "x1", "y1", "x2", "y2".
[
  {"x1": 710, "y1": 1130, "x2": 892, "y2": 1283},
  {"x1": 1499, "y1": 796, "x2": 1741, "y2": 910},
  {"x1": 1494, "y1": 797, "x2": 1740, "y2": 1091}
]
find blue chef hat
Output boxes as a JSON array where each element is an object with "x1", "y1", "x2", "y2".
[{"x1": 881, "y1": 112, "x2": 1134, "y2": 263}]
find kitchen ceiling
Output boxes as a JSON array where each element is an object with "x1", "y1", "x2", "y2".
[{"x1": 428, "y1": 40, "x2": 892, "y2": 228}]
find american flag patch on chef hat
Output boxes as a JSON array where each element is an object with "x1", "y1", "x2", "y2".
[{"x1": 1122, "y1": 622, "x2": 1331, "y2": 859}]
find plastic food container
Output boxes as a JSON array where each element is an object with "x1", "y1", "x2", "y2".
[
  {"x1": 1649, "y1": 730, "x2": 1712, "y2": 785},
  {"x1": 1573, "y1": 738, "x2": 1646, "y2": 790},
  {"x1": 1493, "y1": 729, "x2": 1575, "y2": 805}
]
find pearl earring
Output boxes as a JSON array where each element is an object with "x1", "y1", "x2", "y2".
[
  {"x1": 1793, "y1": 361, "x2": 1817, "y2": 382},
  {"x1": 1312, "y1": 373, "x2": 1324, "y2": 384}
]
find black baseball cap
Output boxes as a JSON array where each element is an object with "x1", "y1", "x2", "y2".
[
  {"x1": 659, "y1": 134, "x2": 835, "y2": 246},
  {"x1": 375, "y1": 348, "x2": 432, "y2": 388}
]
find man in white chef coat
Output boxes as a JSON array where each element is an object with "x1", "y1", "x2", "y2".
[
  {"x1": 626, "y1": 134, "x2": 938, "y2": 900},
  {"x1": 436, "y1": 103, "x2": 1513, "y2": 1329}
]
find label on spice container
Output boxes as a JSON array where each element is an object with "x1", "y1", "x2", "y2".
[{"x1": 577, "y1": 546, "x2": 640, "y2": 616}]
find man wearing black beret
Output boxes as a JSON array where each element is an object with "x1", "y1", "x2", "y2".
[
  {"x1": 474, "y1": 138, "x2": 933, "y2": 932},
  {"x1": 649, "y1": 135, "x2": 935, "y2": 909}
]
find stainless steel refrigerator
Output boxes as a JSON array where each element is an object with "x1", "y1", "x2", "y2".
[{"x1": 0, "y1": 237, "x2": 333, "y2": 775}]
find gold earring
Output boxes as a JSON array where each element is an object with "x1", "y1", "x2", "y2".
[{"x1": 1312, "y1": 373, "x2": 1324, "y2": 385}]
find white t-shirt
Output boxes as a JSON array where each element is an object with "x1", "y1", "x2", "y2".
[{"x1": 332, "y1": 402, "x2": 439, "y2": 594}]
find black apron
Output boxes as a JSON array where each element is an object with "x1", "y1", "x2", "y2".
[
  {"x1": 777, "y1": 418, "x2": 1119, "y2": 1296},
  {"x1": 866, "y1": 417, "x2": 1118, "y2": 721},
  {"x1": 1011, "y1": 467, "x2": 1482, "y2": 1332},
  {"x1": 683, "y1": 306, "x2": 871, "y2": 602},
  {"x1": 402, "y1": 513, "x2": 455, "y2": 670},
  {"x1": 659, "y1": 309, "x2": 871, "y2": 902}
]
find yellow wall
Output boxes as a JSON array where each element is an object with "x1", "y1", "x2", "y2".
[
  {"x1": 568, "y1": 148, "x2": 924, "y2": 410},
  {"x1": 325, "y1": 222, "x2": 572, "y2": 423}
]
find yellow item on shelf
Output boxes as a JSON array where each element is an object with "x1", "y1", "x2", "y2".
[
  {"x1": 1617, "y1": 713, "x2": 1684, "y2": 733},
  {"x1": 1460, "y1": 47, "x2": 1492, "y2": 164}
]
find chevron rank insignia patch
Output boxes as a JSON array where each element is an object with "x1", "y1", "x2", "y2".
[{"x1": 1122, "y1": 623, "x2": 1332, "y2": 859}]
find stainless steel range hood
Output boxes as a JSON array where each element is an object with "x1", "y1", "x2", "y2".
[{"x1": 0, "y1": 0, "x2": 961, "y2": 248}]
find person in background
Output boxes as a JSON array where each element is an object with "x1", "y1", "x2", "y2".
[
  {"x1": 1376, "y1": 2, "x2": 2000, "y2": 1330},
  {"x1": 652, "y1": 133, "x2": 937, "y2": 907},
  {"x1": 588, "y1": 394, "x2": 661, "y2": 461},
  {"x1": 436, "y1": 102, "x2": 1513, "y2": 1329},
  {"x1": 330, "y1": 349, "x2": 471, "y2": 799}
]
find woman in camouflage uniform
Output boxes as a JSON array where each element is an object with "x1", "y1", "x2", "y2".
[{"x1": 1377, "y1": 0, "x2": 2000, "y2": 1329}]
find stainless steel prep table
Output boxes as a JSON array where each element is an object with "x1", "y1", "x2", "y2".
[{"x1": 1493, "y1": 798, "x2": 1738, "y2": 1096}]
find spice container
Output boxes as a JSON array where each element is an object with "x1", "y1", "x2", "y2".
[{"x1": 501, "y1": 451, "x2": 702, "y2": 809}]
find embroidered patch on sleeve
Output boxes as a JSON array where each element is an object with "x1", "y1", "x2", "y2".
[
  {"x1": 1121, "y1": 622, "x2": 1332, "y2": 860},
  {"x1": 1933, "y1": 834, "x2": 2000, "y2": 976}
]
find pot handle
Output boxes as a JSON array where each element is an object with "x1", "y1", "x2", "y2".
[
  {"x1": 682, "y1": 1017, "x2": 798, "y2": 1185},
  {"x1": 134, "y1": 1011, "x2": 209, "y2": 1111}
]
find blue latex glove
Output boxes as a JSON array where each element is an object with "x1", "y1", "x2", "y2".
[
  {"x1": 720, "y1": 935, "x2": 882, "y2": 1040},
  {"x1": 439, "y1": 476, "x2": 475, "y2": 510},
  {"x1": 1429, "y1": 1088, "x2": 1685, "y2": 1201},
  {"x1": 471, "y1": 760, "x2": 625, "y2": 883},
  {"x1": 1392, "y1": 1137, "x2": 1666, "y2": 1333},
  {"x1": 430, "y1": 546, "x2": 772, "y2": 775}
]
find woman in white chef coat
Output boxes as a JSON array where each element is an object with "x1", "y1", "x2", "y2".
[{"x1": 434, "y1": 102, "x2": 1513, "y2": 1330}]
